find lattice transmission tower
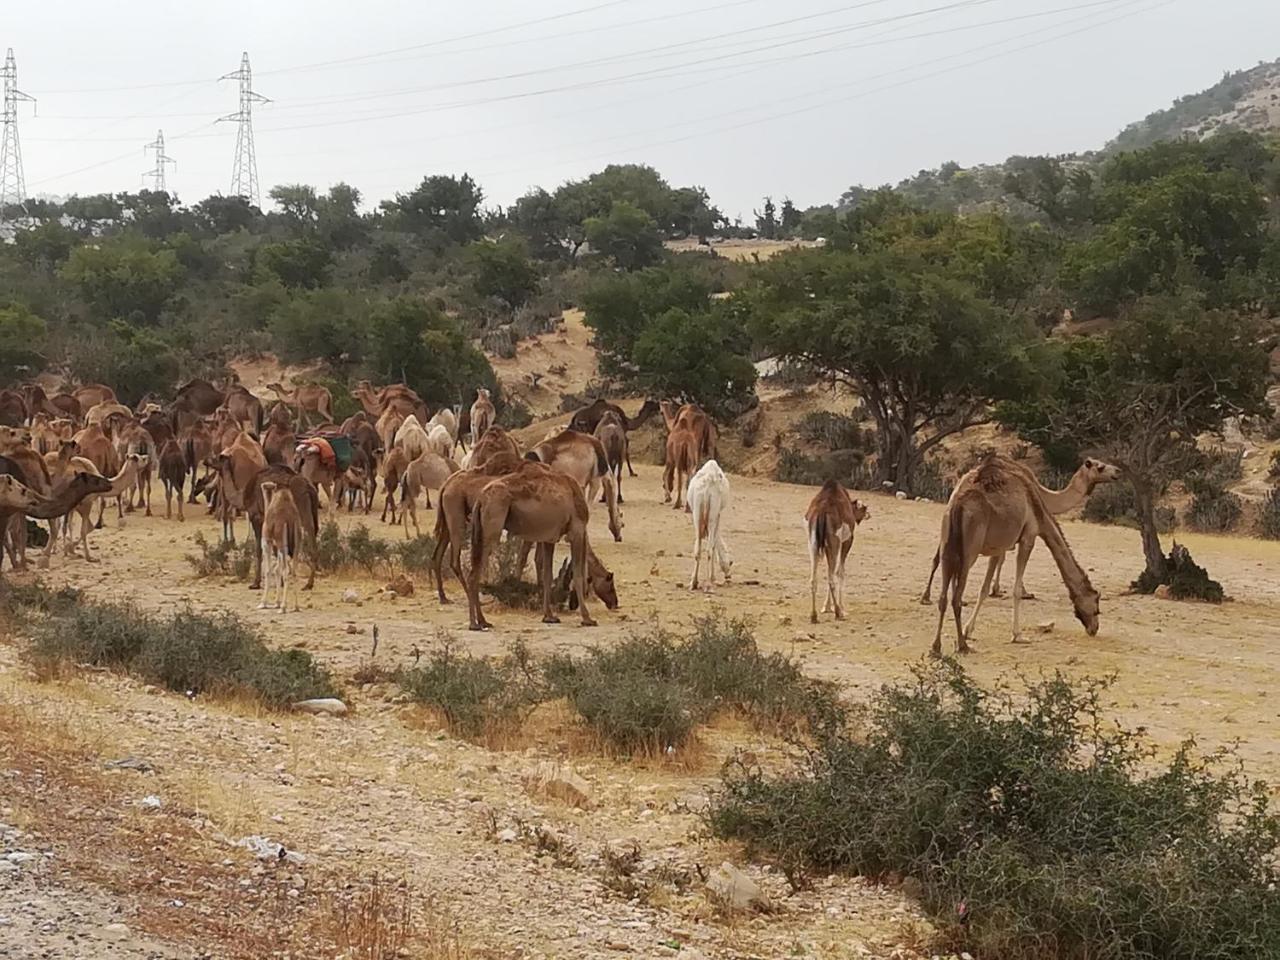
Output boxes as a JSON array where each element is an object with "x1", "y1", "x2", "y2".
[
  {"x1": 218, "y1": 52, "x2": 269, "y2": 207},
  {"x1": 1, "y1": 48, "x2": 36, "y2": 222},
  {"x1": 143, "y1": 129, "x2": 176, "y2": 193}
]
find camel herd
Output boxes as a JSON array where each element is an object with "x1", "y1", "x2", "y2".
[{"x1": 0, "y1": 375, "x2": 1122, "y2": 656}]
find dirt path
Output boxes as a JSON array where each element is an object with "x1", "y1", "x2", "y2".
[{"x1": 5, "y1": 465, "x2": 1280, "y2": 957}]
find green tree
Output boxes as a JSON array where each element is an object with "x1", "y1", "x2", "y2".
[
  {"x1": 269, "y1": 184, "x2": 320, "y2": 234},
  {"x1": 468, "y1": 237, "x2": 540, "y2": 309},
  {"x1": 632, "y1": 306, "x2": 757, "y2": 417},
  {"x1": 508, "y1": 187, "x2": 573, "y2": 260},
  {"x1": 59, "y1": 239, "x2": 183, "y2": 324},
  {"x1": 581, "y1": 262, "x2": 715, "y2": 368},
  {"x1": 380, "y1": 174, "x2": 483, "y2": 246},
  {"x1": 366, "y1": 297, "x2": 496, "y2": 406},
  {"x1": 256, "y1": 238, "x2": 333, "y2": 289},
  {"x1": 998, "y1": 296, "x2": 1271, "y2": 583},
  {"x1": 14, "y1": 221, "x2": 78, "y2": 271},
  {"x1": 749, "y1": 242, "x2": 1046, "y2": 492},
  {"x1": 584, "y1": 201, "x2": 664, "y2": 271},
  {"x1": 367, "y1": 241, "x2": 409, "y2": 284},
  {"x1": 0, "y1": 305, "x2": 48, "y2": 384},
  {"x1": 755, "y1": 197, "x2": 778, "y2": 239},
  {"x1": 316, "y1": 182, "x2": 367, "y2": 249},
  {"x1": 779, "y1": 198, "x2": 801, "y2": 237},
  {"x1": 193, "y1": 194, "x2": 260, "y2": 235},
  {"x1": 65, "y1": 321, "x2": 181, "y2": 405},
  {"x1": 268, "y1": 289, "x2": 368, "y2": 365}
]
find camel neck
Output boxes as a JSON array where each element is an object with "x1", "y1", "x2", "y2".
[{"x1": 1036, "y1": 469, "x2": 1091, "y2": 515}]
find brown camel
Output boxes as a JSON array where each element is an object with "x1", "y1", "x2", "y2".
[
  {"x1": 593, "y1": 411, "x2": 627, "y2": 504},
  {"x1": 85, "y1": 401, "x2": 132, "y2": 428},
  {"x1": 466, "y1": 426, "x2": 520, "y2": 471},
  {"x1": 469, "y1": 388, "x2": 495, "y2": 448},
  {"x1": 262, "y1": 423, "x2": 297, "y2": 467},
  {"x1": 375, "y1": 408, "x2": 405, "y2": 454},
  {"x1": 180, "y1": 420, "x2": 215, "y2": 500},
  {"x1": 399, "y1": 451, "x2": 459, "y2": 538},
  {"x1": 570, "y1": 398, "x2": 660, "y2": 477},
  {"x1": 804, "y1": 480, "x2": 870, "y2": 623},
  {"x1": 62, "y1": 454, "x2": 146, "y2": 562},
  {"x1": 21, "y1": 384, "x2": 62, "y2": 422},
  {"x1": 158, "y1": 438, "x2": 187, "y2": 520},
  {"x1": 379, "y1": 447, "x2": 410, "y2": 523},
  {"x1": 662, "y1": 426, "x2": 698, "y2": 510},
  {"x1": 222, "y1": 386, "x2": 264, "y2": 435},
  {"x1": 72, "y1": 383, "x2": 116, "y2": 410},
  {"x1": 661, "y1": 400, "x2": 718, "y2": 464},
  {"x1": 70, "y1": 423, "x2": 121, "y2": 526},
  {"x1": 429, "y1": 451, "x2": 526, "y2": 603},
  {"x1": 267, "y1": 401, "x2": 293, "y2": 430},
  {"x1": 464, "y1": 461, "x2": 606, "y2": 631},
  {"x1": 267, "y1": 382, "x2": 333, "y2": 429},
  {"x1": 113, "y1": 420, "x2": 157, "y2": 516},
  {"x1": 246, "y1": 466, "x2": 319, "y2": 592},
  {"x1": 920, "y1": 457, "x2": 1121, "y2": 604},
  {"x1": 294, "y1": 440, "x2": 344, "y2": 514},
  {"x1": 49, "y1": 393, "x2": 83, "y2": 423},
  {"x1": 258, "y1": 480, "x2": 303, "y2": 612},
  {"x1": 932, "y1": 456, "x2": 1100, "y2": 657},
  {"x1": 524, "y1": 429, "x2": 622, "y2": 542},
  {"x1": 351, "y1": 381, "x2": 426, "y2": 420},
  {"x1": 30, "y1": 414, "x2": 70, "y2": 455},
  {"x1": 1, "y1": 472, "x2": 113, "y2": 571},
  {"x1": 174, "y1": 379, "x2": 223, "y2": 416},
  {"x1": 215, "y1": 432, "x2": 268, "y2": 542}
]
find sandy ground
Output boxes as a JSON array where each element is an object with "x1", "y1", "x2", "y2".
[{"x1": 4, "y1": 461, "x2": 1280, "y2": 958}]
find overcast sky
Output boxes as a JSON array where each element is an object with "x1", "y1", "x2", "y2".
[{"x1": 8, "y1": 0, "x2": 1280, "y2": 221}]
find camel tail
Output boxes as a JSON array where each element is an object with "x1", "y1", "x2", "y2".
[
  {"x1": 940, "y1": 507, "x2": 963, "y2": 600},
  {"x1": 696, "y1": 496, "x2": 712, "y2": 540},
  {"x1": 811, "y1": 513, "x2": 827, "y2": 559},
  {"x1": 468, "y1": 501, "x2": 486, "y2": 572}
]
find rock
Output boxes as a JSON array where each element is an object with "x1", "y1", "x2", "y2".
[
  {"x1": 894, "y1": 491, "x2": 908, "y2": 500},
  {"x1": 706, "y1": 861, "x2": 771, "y2": 912},
  {"x1": 101, "y1": 922, "x2": 131, "y2": 942},
  {"x1": 792, "y1": 632, "x2": 815, "y2": 643},
  {"x1": 522, "y1": 761, "x2": 592, "y2": 808},
  {"x1": 496, "y1": 828, "x2": 518, "y2": 843},
  {"x1": 387, "y1": 575, "x2": 414, "y2": 597},
  {"x1": 139, "y1": 794, "x2": 163, "y2": 810},
  {"x1": 342, "y1": 588, "x2": 360, "y2": 603},
  {"x1": 236, "y1": 835, "x2": 306, "y2": 865},
  {"x1": 0, "y1": 860, "x2": 17, "y2": 874},
  {"x1": 104, "y1": 757, "x2": 155, "y2": 773},
  {"x1": 292, "y1": 698, "x2": 348, "y2": 716},
  {"x1": 1036, "y1": 620, "x2": 1055, "y2": 634},
  {"x1": 345, "y1": 623, "x2": 359, "y2": 635},
  {"x1": 4, "y1": 852, "x2": 36, "y2": 864},
  {"x1": 1154, "y1": 584, "x2": 1172, "y2": 600}
]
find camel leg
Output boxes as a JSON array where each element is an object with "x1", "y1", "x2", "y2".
[
  {"x1": 164, "y1": 484, "x2": 172, "y2": 520},
  {"x1": 625, "y1": 437, "x2": 637, "y2": 478},
  {"x1": 568, "y1": 531, "x2": 596, "y2": 627},
  {"x1": 537, "y1": 542, "x2": 559, "y2": 624},
  {"x1": 403, "y1": 494, "x2": 416, "y2": 541},
  {"x1": 1010, "y1": 537, "x2": 1035, "y2": 644},
  {"x1": 517, "y1": 538, "x2": 534, "y2": 579},
  {"x1": 824, "y1": 548, "x2": 839, "y2": 617},
  {"x1": 920, "y1": 549, "x2": 940, "y2": 604},
  {"x1": 989, "y1": 553, "x2": 1006, "y2": 598},
  {"x1": 809, "y1": 535, "x2": 821, "y2": 624},
  {"x1": 662, "y1": 461, "x2": 674, "y2": 504},
  {"x1": 80, "y1": 507, "x2": 95, "y2": 563},
  {"x1": 257, "y1": 541, "x2": 272, "y2": 609},
  {"x1": 432, "y1": 535, "x2": 451, "y2": 604},
  {"x1": 176, "y1": 483, "x2": 185, "y2": 522},
  {"x1": 963, "y1": 556, "x2": 1000, "y2": 641},
  {"x1": 689, "y1": 524, "x2": 703, "y2": 592}
]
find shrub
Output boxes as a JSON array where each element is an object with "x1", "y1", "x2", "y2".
[
  {"x1": 775, "y1": 448, "x2": 867, "y2": 487},
  {"x1": 496, "y1": 398, "x2": 533, "y2": 430},
  {"x1": 185, "y1": 530, "x2": 254, "y2": 580},
  {"x1": 1082, "y1": 482, "x2": 1176, "y2": 532},
  {"x1": 1131, "y1": 542, "x2": 1225, "y2": 602},
  {"x1": 314, "y1": 522, "x2": 393, "y2": 575},
  {"x1": 1268, "y1": 451, "x2": 1280, "y2": 482},
  {"x1": 395, "y1": 535, "x2": 438, "y2": 575},
  {"x1": 912, "y1": 458, "x2": 953, "y2": 503},
  {"x1": 545, "y1": 615, "x2": 832, "y2": 753},
  {"x1": 395, "y1": 637, "x2": 540, "y2": 737},
  {"x1": 1260, "y1": 486, "x2": 1280, "y2": 540},
  {"x1": 709, "y1": 662, "x2": 1280, "y2": 959},
  {"x1": 1185, "y1": 489, "x2": 1243, "y2": 532},
  {"x1": 20, "y1": 596, "x2": 337, "y2": 707},
  {"x1": 793, "y1": 411, "x2": 870, "y2": 452}
]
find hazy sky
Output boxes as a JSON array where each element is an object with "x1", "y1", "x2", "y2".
[{"x1": 9, "y1": 0, "x2": 1280, "y2": 220}]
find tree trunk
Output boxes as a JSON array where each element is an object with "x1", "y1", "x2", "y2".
[{"x1": 1132, "y1": 478, "x2": 1167, "y2": 581}]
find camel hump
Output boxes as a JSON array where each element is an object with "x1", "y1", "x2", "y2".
[{"x1": 973, "y1": 457, "x2": 1010, "y2": 492}]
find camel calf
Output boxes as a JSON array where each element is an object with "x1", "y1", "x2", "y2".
[
  {"x1": 663, "y1": 427, "x2": 697, "y2": 510},
  {"x1": 805, "y1": 480, "x2": 869, "y2": 623},
  {"x1": 158, "y1": 439, "x2": 186, "y2": 520},
  {"x1": 259, "y1": 480, "x2": 303, "y2": 612},
  {"x1": 399, "y1": 451, "x2": 459, "y2": 538},
  {"x1": 469, "y1": 387, "x2": 494, "y2": 448},
  {"x1": 686, "y1": 460, "x2": 732, "y2": 592}
]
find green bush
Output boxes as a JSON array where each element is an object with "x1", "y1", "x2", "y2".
[
  {"x1": 1185, "y1": 489, "x2": 1243, "y2": 532},
  {"x1": 185, "y1": 530, "x2": 254, "y2": 580},
  {"x1": 314, "y1": 521, "x2": 393, "y2": 575},
  {"x1": 395, "y1": 535, "x2": 439, "y2": 574},
  {"x1": 20, "y1": 595, "x2": 336, "y2": 707},
  {"x1": 1082, "y1": 482, "x2": 1177, "y2": 532},
  {"x1": 545, "y1": 615, "x2": 833, "y2": 753},
  {"x1": 793, "y1": 411, "x2": 871, "y2": 451},
  {"x1": 1259, "y1": 486, "x2": 1280, "y2": 540},
  {"x1": 709, "y1": 662, "x2": 1280, "y2": 959},
  {"x1": 394, "y1": 638, "x2": 540, "y2": 737},
  {"x1": 775, "y1": 448, "x2": 868, "y2": 487}
]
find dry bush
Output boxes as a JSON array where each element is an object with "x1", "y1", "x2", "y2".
[{"x1": 326, "y1": 874, "x2": 468, "y2": 960}]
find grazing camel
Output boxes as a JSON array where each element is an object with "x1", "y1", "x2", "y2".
[
  {"x1": 686, "y1": 460, "x2": 733, "y2": 592},
  {"x1": 1, "y1": 472, "x2": 113, "y2": 571},
  {"x1": 394, "y1": 414, "x2": 432, "y2": 461},
  {"x1": 464, "y1": 461, "x2": 605, "y2": 631},
  {"x1": 593, "y1": 411, "x2": 627, "y2": 504},
  {"x1": 524, "y1": 429, "x2": 622, "y2": 542},
  {"x1": 351, "y1": 381, "x2": 426, "y2": 420},
  {"x1": 379, "y1": 447, "x2": 410, "y2": 523},
  {"x1": 932, "y1": 456, "x2": 1100, "y2": 657},
  {"x1": 215, "y1": 432, "x2": 268, "y2": 542},
  {"x1": 62, "y1": 454, "x2": 146, "y2": 562},
  {"x1": 258, "y1": 480, "x2": 303, "y2": 612},
  {"x1": 246, "y1": 466, "x2": 319, "y2": 592},
  {"x1": 158, "y1": 438, "x2": 187, "y2": 520},
  {"x1": 399, "y1": 451, "x2": 459, "y2": 538},
  {"x1": 661, "y1": 400, "x2": 718, "y2": 464},
  {"x1": 570, "y1": 399, "x2": 661, "y2": 477},
  {"x1": 469, "y1": 388, "x2": 495, "y2": 448},
  {"x1": 662, "y1": 426, "x2": 698, "y2": 510},
  {"x1": 266, "y1": 382, "x2": 333, "y2": 429},
  {"x1": 919, "y1": 457, "x2": 1122, "y2": 604},
  {"x1": 0, "y1": 390, "x2": 27, "y2": 427},
  {"x1": 805, "y1": 480, "x2": 870, "y2": 623}
]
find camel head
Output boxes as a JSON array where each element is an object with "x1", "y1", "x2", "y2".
[
  {"x1": 56, "y1": 438, "x2": 79, "y2": 459},
  {"x1": 850, "y1": 498, "x2": 870, "y2": 525},
  {"x1": 637, "y1": 399, "x2": 661, "y2": 419},
  {"x1": 1080, "y1": 457, "x2": 1122, "y2": 492},
  {"x1": 71, "y1": 471, "x2": 114, "y2": 497},
  {"x1": 1073, "y1": 586, "x2": 1101, "y2": 637},
  {"x1": 476, "y1": 387, "x2": 491, "y2": 401},
  {"x1": 560, "y1": 556, "x2": 619, "y2": 611},
  {"x1": 260, "y1": 479, "x2": 280, "y2": 507},
  {"x1": 0, "y1": 474, "x2": 42, "y2": 511},
  {"x1": 659, "y1": 400, "x2": 679, "y2": 430},
  {"x1": 0, "y1": 425, "x2": 31, "y2": 448}
]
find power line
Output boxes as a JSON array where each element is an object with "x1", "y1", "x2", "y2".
[
  {"x1": 218, "y1": 52, "x2": 269, "y2": 207},
  {"x1": 143, "y1": 129, "x2": 176, "y2": 193},
  {"x1": 1, "y1": 48, "x2": 36, "y2": 221}
]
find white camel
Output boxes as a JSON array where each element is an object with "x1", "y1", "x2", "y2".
[{"x1": 686, "y1": 459, "x2": 732, "y2": 591}]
